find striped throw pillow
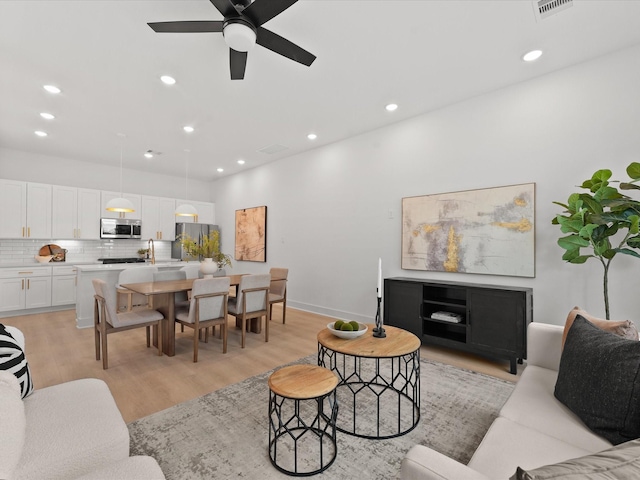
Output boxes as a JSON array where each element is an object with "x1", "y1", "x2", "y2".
[{"x1": 0, "y1": 324, "x2": 33, "y2": 398}]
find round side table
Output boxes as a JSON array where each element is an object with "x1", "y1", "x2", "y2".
[{"x1": 268, "y1": 364, "x2": 339, "y2": 476}]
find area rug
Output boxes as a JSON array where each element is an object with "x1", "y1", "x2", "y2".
[{"x1": 129, "y1": 356, "x2": 514, "y2": 479}]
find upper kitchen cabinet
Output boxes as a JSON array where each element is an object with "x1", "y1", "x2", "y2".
[
  {"x1": 52, "y1": 186, "x2": 101, "y2": 239},
  {"x1": 101, "y1": 191, "x2": 142, "y2": 219},
  {"x1": 0, "y1": 180, "x2": 51, "y2": 238},
  {"x1": 141, "y1": 196, "x2": 176, "y2": 241},
  {"x1": 175, "y1": 199, "x2": 215, "y2": 225}
]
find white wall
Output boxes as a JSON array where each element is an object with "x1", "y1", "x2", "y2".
[
  {"x1": 212, "y1": 43, "x2": 640, "y2": 326},
  {"x1": 0, "y1": 148, "x2": 212, "y2": 201}
]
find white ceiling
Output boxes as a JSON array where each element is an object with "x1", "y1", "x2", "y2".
[{"x1": 2, "y1": 0, "x2": 640, "y2": 182}]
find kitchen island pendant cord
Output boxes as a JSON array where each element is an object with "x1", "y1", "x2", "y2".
[
  {"x1": 106, "y1": 134, "x2": 135, "y2": 215},
  {"x1": 175, "y1": 148, "x2": 198, "y2": 219}
]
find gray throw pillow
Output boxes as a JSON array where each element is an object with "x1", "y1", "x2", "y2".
[
  {"x1": 554, "y1": 316, "x2": 640, "y2": 445},
  {"x1": 511, "y1": 438, "x2": 640, "y2": 479}
]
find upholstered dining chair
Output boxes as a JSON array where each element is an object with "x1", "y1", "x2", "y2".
[
  {"x1": 268, "y1": 267, "x2": 288, "y2": 324},
  {"x1": 180, "y1": 264, "x2": 202, "y2": 280},
  {"x1": 174, "y1": 277, "x2": 230, "y2": 362},
  {"x1": 153, "y1": 269, "x2": 189, "y2": 333},
  {"x1": 116, "y1": 266, "x2": 158, "y2": 312},
  {"x1": 92, "y1": 278, "x2": 164, "y2": 369},
  {"x1": 227, "y1": 274, "x2": 271, "y2": 348}
]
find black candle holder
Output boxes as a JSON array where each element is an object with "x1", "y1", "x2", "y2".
[{"x1": 372, "y1": 290, "x2": 386, "y2": 338}]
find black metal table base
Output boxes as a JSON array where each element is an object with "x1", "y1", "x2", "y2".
[
  {"x1": 269, "y1": 389, "x2": 338, "y2": 476},
  {"x1": 318, "y1": 346, "x2": 420, "y2": 439}
]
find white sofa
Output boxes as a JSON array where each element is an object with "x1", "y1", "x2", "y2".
[
  {"x1": 401, "y1": 322, "x2": 614, "y2": 479},
  {"x1": 0, "y1": 326, "x2": 165, "y2": 480}
]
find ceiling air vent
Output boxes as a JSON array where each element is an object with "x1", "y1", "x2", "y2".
[
  {"x1": 535, "y1": 0, "x2": 573, "y2": 20},
  {"x1": 258, "y1": 144, "x2": 289, "y2": 155}
]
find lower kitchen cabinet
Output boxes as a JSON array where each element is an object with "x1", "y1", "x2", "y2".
[
  {"x1": 0, "y1": 267, "x2": 52, "y2": 312},
  {"x1": 52, "y1": 266, "x2": 77, "y2": 306}
]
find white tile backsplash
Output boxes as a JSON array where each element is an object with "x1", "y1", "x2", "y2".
[{"x1": 0, "y1": 238, "x2": 172, "y2": 265}]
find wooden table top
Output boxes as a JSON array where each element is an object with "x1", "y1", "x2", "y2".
[
  {"x1": 317, "y1": 324, "x2": 421, "y2": 358},
  {"x1": 269, "y1": 364, "x2": 339, "y2": 399},
  {"x1": 122, "y1": 274, "x2": 245, "y2": 295}
]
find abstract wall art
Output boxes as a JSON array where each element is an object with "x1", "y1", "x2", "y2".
[
  {"x1": 235, "y1": 205, "x2": 267, "y2": 262},
  {"x1": 402, "y1": 183, "x2": 535, "y2": 277}
]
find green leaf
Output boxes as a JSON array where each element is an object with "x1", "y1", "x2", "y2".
[
  {"x1": 627, "y1": 235, "x2": 640, "y2": 249},
  {"x1": 613, "y1": 248, "x2": 640, "y2": 259},
  {"x1": 578, "y1": 194, "x2": 603, "y2": 214},
  {"x1": 604, "y1": 223, "x2": 620, "y2": 237},
  {"x1": 552, "y1": 201, "x2": 570, "y2": 210},
  {"x1": 593, "y1": 169, "x2": 613, "y2": 183},
  {"x1": 562, "y1": 249, "x2": 580, "y2": 261},
  {"x1": 558, "y1": 235, "x2": 590, "y2": 250},
  {"x1": 569, "y1": 255, "x2": 591, "y2": 264},
  {"x1": 627, "y1": 162, "x2": 640, "y2": 180},
  {"x1": 557, "y1": 216, "x2": 584, "y2": 233},
  {"x1": 630, "y1": 215, "x2": 639, "y2": 234},
  {"x1": 595, "y1": 186, "x2": 623, "y2": 202},
  {"x1": 602, "y1": 249, "x2": 616, "y2": 259},
  {"x1": 594, "y1": 239, "x2": 612, "y2": 256},
  {"x1": 620, "y1": 182, "x2": 640, "y2": 191}
]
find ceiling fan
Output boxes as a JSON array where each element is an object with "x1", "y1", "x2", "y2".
[{"x1": 148, "y1": 0, "x2": 316, "y2": 80}]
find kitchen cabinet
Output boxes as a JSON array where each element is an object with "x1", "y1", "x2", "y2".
[
  {"x1": 0, "y1": 267, "x2": 52, "y2": 312},
  {"x1": 384, "y1": 277, "x2": 532, "y2": 374},
  {"x1": 141, "y1": 196, "x2": 176, "y2": 241},
  {"x1": 51, "y1": 266, "x2": 77, "y2": 306},
  {"x1": 0, "y1": 180, "x2": 51, "y2": 238},
  {"x1": 52, "y1": 186, "x2": 101, "y2": 239},
  {"x1": 101, "y1": 191, "x2": 142, "y2": 219},
  {"x1": 175, "y1": 199, "x2": 215, "y2": 224}
]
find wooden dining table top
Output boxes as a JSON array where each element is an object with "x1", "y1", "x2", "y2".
[{"x1": 121, "y1": 273, "x2": 246, "y2": 295}]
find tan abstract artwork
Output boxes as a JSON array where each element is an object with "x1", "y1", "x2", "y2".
[
  {"x1": 235, "y1": 206, "x2": 267, "y2": 262},
  {"x1": 402, "y1": 183, "x2": 535, "y2": 277}
]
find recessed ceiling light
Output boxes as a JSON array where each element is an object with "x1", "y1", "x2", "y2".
[
  {"x1": 385, "y1": 103, "x2": 398, "y2": 112},
  {"x1": 160, "y1": 75, "x2": 176, "y2": 85},
  {"x1": 237, "y1": 159, "x2": 245, "y2": 165},
  {"x1": 183, "y1": 126, "x2": 194, "y2": 133},
  {"x1": 217, "y1": 168, "x2": 224, "y2": 173},
  {"x1": 144, "y1": 151, "x2": 153, "y2": 159},
  {"x1": 34, "y1": 130, "x2": 47, "y2": 137},
  {"x1": 40, "y1": 112, "x2": 55, "y2": 120},
  {"x1": 522, "y1": 50, "x2": 543, "y2": 62},
  {"x1": 43, "y1": 85, "x2": 61, "y2": 94},
  {"x1": 307, "y1": 133, "x2": 317, "y2": 140}
]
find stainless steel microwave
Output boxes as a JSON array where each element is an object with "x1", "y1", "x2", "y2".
[{"x1": 100, "y1": 218, "x2": 142, "y2": 239}]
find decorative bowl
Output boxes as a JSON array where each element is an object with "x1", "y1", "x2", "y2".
[
  {"x1": 35, "y1": 255, "x2": 53, "y2": 263},
  {"x1": 327, "y1": 322, "x2": 368, "y2": 339}
]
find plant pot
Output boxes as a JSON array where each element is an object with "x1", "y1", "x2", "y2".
[{"x1": 200, "y1": 258, "x2": 218, "y2": 278}]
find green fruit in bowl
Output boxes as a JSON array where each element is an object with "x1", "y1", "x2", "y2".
[
  {"x1": 349, "y1": 321, "x2": 360, "y2": 331},
  {"x1": 333, "y1": 320, "x2": 344, "y2": 330},
  {"x1": 340, "y1": 323, "x2": 354, "y2": 331}
]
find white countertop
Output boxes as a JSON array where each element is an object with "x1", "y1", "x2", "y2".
[{"x1": 74, "y1": 261, "x2": 192, "y2": 272}]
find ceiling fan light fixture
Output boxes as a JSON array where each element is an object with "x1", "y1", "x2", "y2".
[{"x1": 223, "y1": 21, "x2": 257, "y2": 52}]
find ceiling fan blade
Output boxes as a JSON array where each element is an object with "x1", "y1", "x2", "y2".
[
  {"x1": 209, "y1": 0, "x2": 240, "y2": 18},
  {"x1": 148, "y1": 21, "x2": 224, "y2": 33},
  {"x1": 242, "y1": 0, "x2": 299, "y2": 27},
  {"x1": 230, "y1": 49, "x2": 248, "y2": 80},
  {"x1": 256, "y1": 27, "x2": 316, "y2": 67}
]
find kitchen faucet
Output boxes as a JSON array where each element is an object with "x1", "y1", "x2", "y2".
[{"x1": 148, "y1": 238, "x2": 155, "y2": 265}]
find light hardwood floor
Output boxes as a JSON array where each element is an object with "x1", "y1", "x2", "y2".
[{"x1": 5, "y1": 306, "x2": 521, "y2": 423}]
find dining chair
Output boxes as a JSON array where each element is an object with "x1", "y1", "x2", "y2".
[
  {"x1": 116, "y1": 266, "x2": 158, "y2": 312},
  {"x1": 153, "y1": 269, "x2": 189, "y2": 333},
  {"x1": 174, "y1": 277, "x2": 230, "y2": 362},
  {"x1": 92, "y1": 278, "x2": 164, "y2": 369},
  {"x1": 227, "y1": 274, "x2": 271, "y2": 348},
  {"x1": 268, "y1": 267, "x2": 288, "y2": 324},
  {"x1": 180, "y1": 264, "x2": 202, "y2": 280}
]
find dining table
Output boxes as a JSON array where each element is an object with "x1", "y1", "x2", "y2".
[{"x1": 121, "y1": 273, "x2": 246, "y2": 356}]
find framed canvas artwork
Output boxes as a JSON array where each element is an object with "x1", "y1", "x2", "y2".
[
  {"x1": 402, "y1": 183, "x2": 535, "y2": 277},
  {"x1": 235, "y1": 206, "x2": 267, "y2": 262}
]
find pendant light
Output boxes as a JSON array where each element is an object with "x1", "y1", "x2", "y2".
[
  {"x1": 106, "y1": 133, "x2": 135, "y2": 213},
  {"x1": 175, "y1": 149, "x2": 198, "y2": 218}
]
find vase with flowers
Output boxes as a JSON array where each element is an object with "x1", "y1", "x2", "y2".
[{"x1": 179, "y1": 230, "x2": 232, "y2": 276}]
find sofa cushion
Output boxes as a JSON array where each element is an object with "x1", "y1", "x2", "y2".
[
  {"x1": 511, "y1": 438, "x2": 640, "y2": 480},
  {"x1": 562, "y1": 306, "x2": 638, "y2": 348},
  {"x1": 0, "y1": 323, "x2": 33, "y2": 398},
  {"x1": 500, "y1": 365, "x2": 611, "y2": 453},
  {"x1": 554, "y1": 316, "x2": 640, "y2": 445},
  {"x1": 16, "y1": 378, "x2": 130, "y2": 480},
  {"x1": 467, "y1": 417, "x2": 592, "y2": 479},
  {"x1": 0, "y1": 371, "x2": 26, "y2": 480}
]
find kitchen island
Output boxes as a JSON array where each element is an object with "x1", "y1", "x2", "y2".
[{"x1": 75, "y1": 261, "x2": 190, "y2": 328}]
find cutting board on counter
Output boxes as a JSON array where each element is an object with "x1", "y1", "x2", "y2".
[{"x1": 38, "y1": 244, "x2": 67, "y2": 262}]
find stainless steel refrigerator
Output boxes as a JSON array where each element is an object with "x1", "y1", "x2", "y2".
[{"x1": 171, "y1": 222, "x2": 220, "y2": 261}]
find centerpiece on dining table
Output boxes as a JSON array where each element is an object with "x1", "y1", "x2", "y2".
[{"x1": 178, "y1": 230, "x2": 232, "y2": 276}]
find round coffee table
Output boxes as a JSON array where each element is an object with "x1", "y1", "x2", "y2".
[
  {"x1": 268, "y1": 364, "x2": 339, "y2": 476},
  {"x1": 317, "y1": 324, "x2": 421, "y2": 439}
]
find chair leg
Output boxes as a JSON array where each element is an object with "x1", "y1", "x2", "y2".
[
  {"x1": 282, "y1": 298, "x2": 286, "y2": 324},
  {"x1": 94, "y1": 301, "x2": 101, "y2": 361},
  {"x1": 101, "y1": 326, "x2": 108, "y2": 370},
  {"x1": 193, "y1": 326, "x2": 199, "y2": 363},
  {"x1": 157, "y1": 321, "x2": 163, "y2": 357},
  {"x1": 241, "y1": 314, "x2": 246, "y2": 348},
  {"x1": 146, "y1": 326, "x2": 150, "y2": 347},
  {"x1": 265, "y1": 312, "x2": 270, "y2": 343},
  {"x1": 222, "y1": 322, "x2": 227, "y2": 354}
]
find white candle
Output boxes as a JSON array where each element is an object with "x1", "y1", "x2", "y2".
[{"x1": 377, "y1": 257, "x2": 382, "y2": 298}]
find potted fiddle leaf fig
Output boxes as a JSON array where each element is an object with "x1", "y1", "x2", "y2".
[{"x1": 552, "y1": 162, "x2": 640, "y2": 319}]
